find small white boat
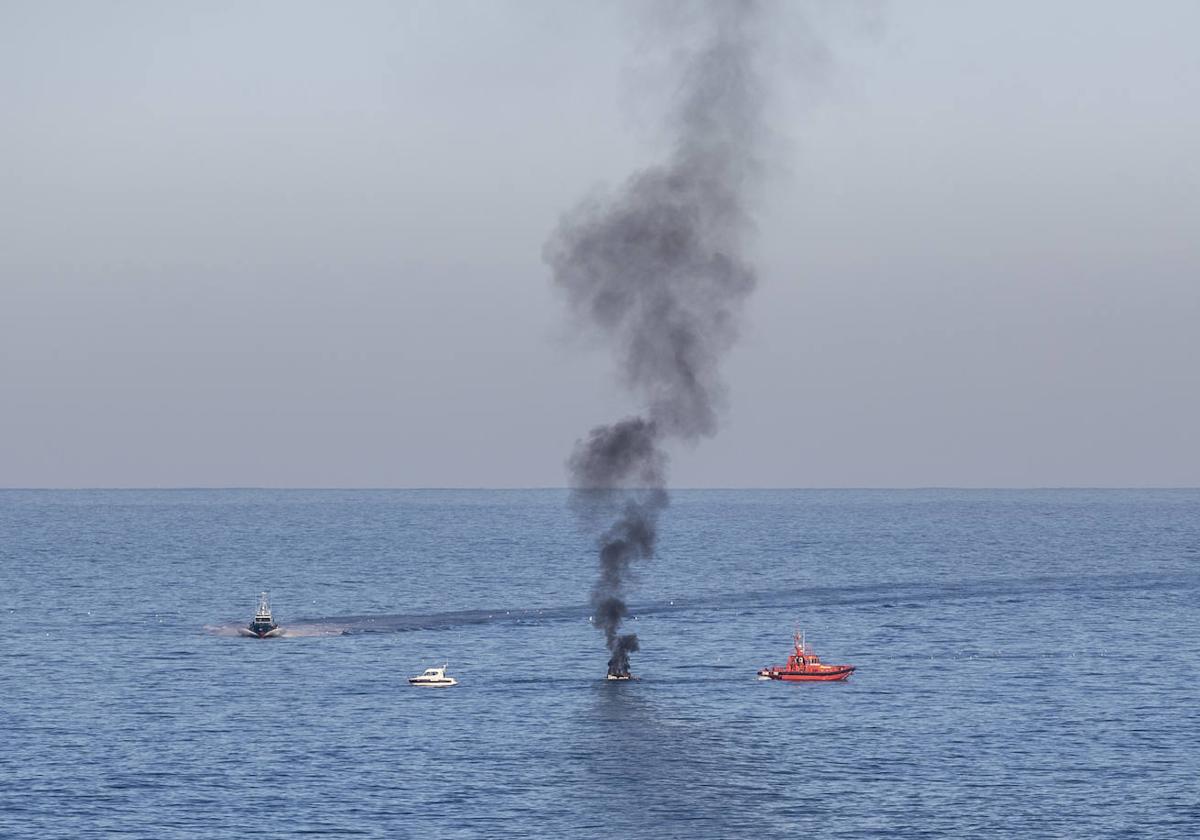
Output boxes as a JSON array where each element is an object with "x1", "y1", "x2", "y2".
[{"x1": 408, "y1": 664, "x2": 457, "y2": 687}]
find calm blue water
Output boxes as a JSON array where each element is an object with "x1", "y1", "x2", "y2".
[{"x1": 2, "y1": 489, "x2": 1197, "y2": 838}]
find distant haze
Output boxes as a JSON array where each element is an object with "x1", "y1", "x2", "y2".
[{"x1": 2, "y1": 1, "x2": 1198, "y2": 488}]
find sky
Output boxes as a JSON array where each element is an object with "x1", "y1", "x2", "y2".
[{"x1": 2, "y1": 0, "x2": 1198, "y2": 488}]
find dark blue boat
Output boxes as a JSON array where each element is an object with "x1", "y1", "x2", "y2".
[{"x1": 241, "y1": 592, "x2": 283, "y2": 638}]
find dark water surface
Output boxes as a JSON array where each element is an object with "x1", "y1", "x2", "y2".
[{"x1": 2, "y1": 489, "x2": 1197, "y2": 838}]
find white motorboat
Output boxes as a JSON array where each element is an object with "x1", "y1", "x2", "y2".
[{"x1": 408, "y1": 664, "x2": 457, "y2": 687}]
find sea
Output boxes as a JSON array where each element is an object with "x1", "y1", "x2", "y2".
[{"x1": 1, "y1": 489, "x2": 1197, "y2": 838}]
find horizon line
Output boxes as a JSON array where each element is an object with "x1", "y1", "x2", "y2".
[{"x1": 2, "y1": 485, "x2": 1198, "y2": 492}]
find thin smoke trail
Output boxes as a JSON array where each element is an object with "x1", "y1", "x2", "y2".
[{"x1": 546, "y1": 1, "x2": 770, "y2": 677}]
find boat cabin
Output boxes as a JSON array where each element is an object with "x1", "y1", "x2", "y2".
[{"x1": 254, "y1": 592, "x2": 274, "y2": 623}]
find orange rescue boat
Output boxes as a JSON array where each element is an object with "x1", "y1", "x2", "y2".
[{"x1": 757, "y1": 630, "x2": 855, "y2": 682}]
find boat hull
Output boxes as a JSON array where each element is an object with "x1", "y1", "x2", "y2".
[
  {"x1": 240, "y1": 625, "x2": 283, "y2": 638},
  {"x1": 758, "y1": 667, "x2": 854, "y2": 682},
  {"x1": 408, "y1": 679, "x2": 456, "y2": 687}
]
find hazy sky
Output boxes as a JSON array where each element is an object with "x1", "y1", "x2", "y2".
[{"x1": 3, "y1": 1, "x2": 1198, "y2": 488}]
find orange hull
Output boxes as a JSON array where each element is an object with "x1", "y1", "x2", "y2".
[{"x1": 760, "y1": 666, "x2": 854, "y2": 682}]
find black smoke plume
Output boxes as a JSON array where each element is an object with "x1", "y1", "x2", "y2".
[{"x1": 546, "y1": 1, "x2": 768, "y2": 677}]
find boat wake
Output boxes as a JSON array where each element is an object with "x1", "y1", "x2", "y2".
[
  {"x1": 294, "y1": 605, "x2": 589, "y2": 635},
  {"x1": 202, "y1": 622, "x2": 349, "y2": 638},
  {"x1": 203, "y1": 608, "x2": 586, "y2": 638},
  {"x1": 205, "y1": 570, "x2": 1196, "y2": 639}
]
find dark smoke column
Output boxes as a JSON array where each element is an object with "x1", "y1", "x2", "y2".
[{"x1": 545, "y1": 1, "x2": 767, "y2": 678}]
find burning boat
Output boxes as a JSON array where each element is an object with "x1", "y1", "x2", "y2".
[
  {"x1": 605, "y1": 641, "x2": 638, "y2": 681},
  {"x1": 239, "y1": 592, "x2": 283, "y2": 638},
  {"x1": 757, "y1": 630, "x2": 855, "y2": 682}
]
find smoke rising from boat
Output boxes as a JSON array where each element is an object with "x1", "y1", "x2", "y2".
[{"x1": 546, "y1": 0, "x2": 770, "y2": 677}]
